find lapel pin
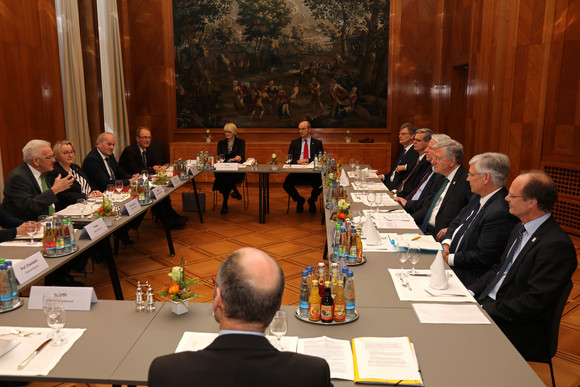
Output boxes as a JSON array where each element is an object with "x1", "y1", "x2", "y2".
[{"x1": 531, "y1": 237, "x2": 536, "y2": 243}]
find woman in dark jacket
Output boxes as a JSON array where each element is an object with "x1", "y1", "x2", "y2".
[
  {"x1": 213, "y1": 123, "x2": 245, "y2": 214},
  {"x1": 47, "y1": 141, "x2": 103, "y2": 211}
]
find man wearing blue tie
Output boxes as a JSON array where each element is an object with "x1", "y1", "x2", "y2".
[
  {"x1": 439, "y1": 152, "x2": 518, "y2": 286},
  {"x1": 380, "y1": 123, "x2": 418, "y2": 190},
  {"x1": 469, "y1": 171, "x2": 577, "y2": 361}
]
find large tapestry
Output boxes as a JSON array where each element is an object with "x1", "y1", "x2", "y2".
[{"x1": 174, "y1": 0, "x2": 389, "y2": 129}]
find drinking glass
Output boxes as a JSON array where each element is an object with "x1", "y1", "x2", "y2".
[
  {"x1": 397, "y1": 242, "x2": 410, "y2": 278},
  {"x1": 367, "y1": 192, "x2": 376, "y2": 213},
  {"x1": 375, "y1": 192, "x2": 383, "y2": 213},
  {"x1": 218, "y1": 154, "x2": 225, "y2": 163},
  {"x1": 269, "y1": 310, "x2": 287, "y2": 350},
  {"x1": 408, "y1": 246, "x2": 421, "y2": 274},
  {"x1": 42, "y1": 293, "x2": 66, "y2": 346},
  {"x1": 25, "y1": 221, "x2": 38, "y2": 245},
  {"x1": 285, "y1": 154, "x2": 293, "y2": 165},
  {"x1": 106, "y1": 184, "x2": 114, "y2": 200},
  {"x1": 77, "y1": 199, "x2": 87, "y2": 218},
  {"x1": 349, "y1": 158, "x2": 356, "y2": 170},
  {"x1": 115, "y1": 179, "x2": 123, "y2": 193}
]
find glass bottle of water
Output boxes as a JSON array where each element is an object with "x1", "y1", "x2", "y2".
[
  {"x1": 0, "y1": 264, "x2": 12, "y2": 310},
  {"x1": 345, "y1": 270, "x2": 356, "y2": 320},
  {"x1": 299, "y1": 270, "x2": 310, "y2": 318}
]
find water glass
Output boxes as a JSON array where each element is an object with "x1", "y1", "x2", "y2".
[
  {"x1": 286, "y1": 154, "x2": 293, "y2": 165},
  {"x1": 25, "y1": 221, "x2": 38, "y2": 245},
  {"x1": 42, "y1": 293, "x2": 66, "y2": 346},
  {"x1": 409, "y1": 246, "x2": 421, "y2": 274},
  {"x1": 397, "y1": 242, "x2": 410, "y2": 277},
  {"x1": 269, "y1": 310, "x2": 288, "y2": 350}
]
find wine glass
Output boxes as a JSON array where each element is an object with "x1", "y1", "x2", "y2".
[
  {"x1": 367, "y1": 192, "x2": 376, "y2": 213},
  {"x1": 375, "y1": 192, "x2": 383, "y2": 213},
  {"x1": 408, "y1": 246, "x2": 421, "y2": 275},
  {"x1": 25, "y1": 221, "x2": 38, "y2": 245},
  {"x1": 349, "y1": 158, "x2": 356, "y2": 170},
  {"x1": 106, "y1": 184, "x2": 114, "y2": 200},
  {"x1": 397, "y1": 242, "x2": 410, "y2": 277},
  {"x1": 77, "y1": 198, "x2": 87, "y2": 218},
  {"x1": 285, "y1": 154, "x2": 293, "y2": 165},
  {"x1": 42, "y1": 293, "x2": 66, "y2": 346},
  {"x1": 217, "y1": 154, "x2": 225, "y2": 163},
  {"x1": 269, "y1": 310, "x2": 287, "y2": 350}
]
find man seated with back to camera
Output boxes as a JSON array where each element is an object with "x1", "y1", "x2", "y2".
[{"x1": 148, "y1": 247, "x2": 333, "y2": 387}]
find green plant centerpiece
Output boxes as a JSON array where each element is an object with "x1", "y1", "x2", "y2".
[{"x1": 159, "y1": 257, "x2": 201, "y2": 305}]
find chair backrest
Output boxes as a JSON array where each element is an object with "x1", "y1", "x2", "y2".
[{"x1": 546, "y1": 281, "x2": 573, "y2": 358}]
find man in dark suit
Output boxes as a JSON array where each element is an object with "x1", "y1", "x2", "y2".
[
  {"x1": 148, "y1": 247, "x2": 333, "y2": 387},
  {"x1": 283, "y1": 120, "x2": 324, "y2": 213},
  {"x1": 0, "y1": 207, "x2": 26, "y2": 243},
  {"x1": 3, "y1": 139, "x2": 73, "y2": 221},
  {"x1": 394, "y1": 133, "x2": 449, "y2": 215},
  {"x1": 82, "y1": 132, "x2": 137, "y2": 192},
  {"x1": 469, "y1": 171, "x2": 577, "y2": 361},
  {"x1": 381, "y1": 123, "x2": 419, "y2": 190},
  {"x1": 412, "y1": 139, "x2": 472, "y2": 237},
  {"x1": 395, "y1": 128, "x2": 433, "y2": 197},
  {"x1": 439, "y1": 152, "x2": 518, "y2": 286},
  {"x1": 119, "y1": 127, "x2": 188, "y2": 228}
]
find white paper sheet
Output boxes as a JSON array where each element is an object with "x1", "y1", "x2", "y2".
[
  {"x1": 388, "y1": 269, "x2": 476, "y2": 303},
  {"x1": 297, "y1": 336, "x2": 355, "y2": 381},
  {"x1": 412, "y1": 303, "x2": 490, "y2": 324},
  {"x1": 175, "y1": 332, "x2": 298, "y2": 353},
  {"x1": 0, "y1": 327, "x2": 85, "y2": 376}
]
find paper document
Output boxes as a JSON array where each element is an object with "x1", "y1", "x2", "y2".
[
  {"x1": 175, "y1": 332, "x2": 298, "y2": 353},
  {"x1": 297, "y1": 336, "x2": 354, "y2": 381},
  {"x1": 352, "y1": 337, "x2": 423, "y2": 385},
  {"x1": 388, "y1": 269, "x2": 476, "y2": 303},
  {"x1": 412, "y1": 304, "x2": 490, "y2": 324},
  {"x1": 387, "y1": 234, "x2": 442, "y2": 252}
]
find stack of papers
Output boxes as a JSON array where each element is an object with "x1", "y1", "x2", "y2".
[
  {"x1": 365, "y1": 210, "x2": 419, "y2": 230},
  {"x1": 412, "y1": 304, "x2": 490, "y2": 324},
  {"x1": 350, "y1": 192, "x2": 397, "y2": 207},
  {"x1": 347, "y1": 170, "x2": 379, "y2": 179},
  {"x1": 351, "y1": 182, "x2": 388, "y2": 191}
]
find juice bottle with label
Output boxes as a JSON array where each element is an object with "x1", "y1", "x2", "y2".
[
  {"x1": 333, "y1": 280, "x2": 346, "y2": 322},
  {"x1": 308, "y1": 279, "x2": 321, "y2": 322},
  {"x1": 320, "y1": 281, "x2": 334, "y2": 323}
]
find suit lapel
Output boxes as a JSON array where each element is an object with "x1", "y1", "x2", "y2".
[
  {"x1": 22, "y1": 163, "x2": 42, "y2": 194},
  {"x1": 438, "y1": 167, "x2": 462, "y2": 209}
]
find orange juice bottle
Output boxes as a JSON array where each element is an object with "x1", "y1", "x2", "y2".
[
  {"x1": 308, "y1": 279, "x2": 321, "y2": 321},
  {"x1": 333, "y1": 280, "x2": 346, "y2": 322}
]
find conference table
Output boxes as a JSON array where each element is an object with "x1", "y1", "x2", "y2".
[
  {"x1": 0, "y1": 174, "x2": 194, "y2": 300},
  {"x1": 0, "y1": 168, "x2": 544, "y2": 386}
]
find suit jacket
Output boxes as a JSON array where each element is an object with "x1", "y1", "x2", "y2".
[
  {"x1": 217, "y1": 137, "x2": 245, "y2": 163},
  {"x1": 396, "y1": 155, "x2": 431, "y2": 198},
  {"x1": 148, "y1": 334, "x2": 333, "y2": 387},
  {"x1": 469, "y1": 216, "x2": 577, "y2": 361},
  {"x1": 287, "y1": 137, "x2": 324, "y2": 164},
  {"x1": 384, "y1": 146, "x2": 419, "y2": 190},
  {"x1": 2, "y1": 163, "x2": 58, "y2": 221},
  {"x1": 412, "y1": 165, "x2": 472, "y2": 235},
  {"x1": 0, "y1": 207, "x2": 23, "y2": 242},
  {"x1": 82, "y1": 148, "x2": 131, "y2": 192},
  {"x1": 46, "y1": 162, "x2": 96, "y2": 211},
  {"x1": 119, "y1": 142, "x2": 164, "y2": 175},
  {"x1": 403, "y1": 170, "x2": 444, "y2": 215},
  {"x1": 443, "y1": 188, "x2": 518, "y2": 286}
]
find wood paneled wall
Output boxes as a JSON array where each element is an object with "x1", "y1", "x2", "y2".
[{"x1": 0, "y1": 0, "x2": 66, "y2": 178}]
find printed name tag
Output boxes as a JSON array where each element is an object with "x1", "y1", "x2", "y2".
[
  {"x1": 28, "y1": 286, "x2": 98, "y2": 311},
  {"x1": 215, "y1": 163, "x2": 239, "y2": 171},
  {"x1": 151, "y1": 186, "x2": 165, "y2": 199},
  {"x1": 79, "y1": 218, "x2": 107, "y2": 240},
  {"x1": 170, "y1": 175, "x2": 182, "y2": 187},
  {"x1": 123, "y1": 198, "x2": 141, "y2": 216},
  {"x1": 12, "y1": 252, "x2": 49, "y2": 284}
]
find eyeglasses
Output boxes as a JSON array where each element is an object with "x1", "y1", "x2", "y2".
[
  {"x1": 62, "y1": 151, "x2": 75, "y2": 155},
  {"x1": 507, "y1": 193, "x2": 526, "y2": 199},
  {"x1": 138, "y1": 136, "x2": 152, "y2": 140},
  {"x1": 224, "y1": 131, "x2": 233, "y2": 134}
]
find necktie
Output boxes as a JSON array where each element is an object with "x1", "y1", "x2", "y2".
[
  {"x1": 105, "y1": 157, "x2": 116, "y2": 180},
  {"x1": 303, "y1": 140, "x2": 309, "y2": 160},
  {"x1": 387, "y1": 148, "x2": 407, "y2": 181},
  {"x1": 420, "y1": 178, "x2": 449, "y2": 232},
  {"x1": 477, "y1": 224, "x2": 526, "y2": 301},
  {"x1": 449, "y1": 201, "x2": 481, "y2": 253},
  {"x1": 40, "y1": 174, "x2": 55, "y2": 215},
  {"x1": 408, "y1": 168, "x2": 433, "y2": 199},
  {"x1": 397, "y1": 157, "x2": 421, "y2": 192}
]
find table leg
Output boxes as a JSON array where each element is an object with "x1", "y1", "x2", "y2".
[
  {"x1": 98, "y1": 237, "x2": 124, "y2": 300},
  {"x1": 191, "y1": 177, "x2": 204, "y2": 223},
  {"x1": 154, "y1": 202, "x2": 176, "y2": 257},
  {"x1": 266, "y1": 174, "x2": 270, "y2": 214},
  {"x1": 258, "y1": 173, "x2": 265, "y2": 223}
]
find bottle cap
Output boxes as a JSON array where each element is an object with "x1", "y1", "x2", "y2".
[
  {"x1": 324, "y1": 281, "x2": 331, "y2": 287},
  {"x1": 302, "y1": 270, "x2": 308, "y2": 276},
  {"x1": 0, "y1": 264, "x2": 6, "y2": 270},
  {"x1": 342, "y1": 267, "x2": 348, "y2": 273},
  {"x1": 347, "y1": 271, "x2": 354, "y2": 277},
  {"x1": 338, "y1": 280, "x2": 344, "y2": 286},
  {"x1": 5, "y1": 261, "x2": 12, "y2": 266},
  {"x1": 306, "y1": 265, "x2": 313, "y2": 272},
  {"x1": 312, "y1": 279, "x2": 318, "y2": 286},
  {"x1": 318, "y1": 262, "x2": 325, "y2": 267},
  {"x1": 0, "y1": 259, "x2": 4, "y2": 264}
]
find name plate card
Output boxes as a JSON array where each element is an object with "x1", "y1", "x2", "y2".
[
  {"x1": 123, "y1": 198, "x2": 141, "y2": 216},
  {"x1": 151, "y1": 186, "x2": 165, "y2": 199},
  {"x1": 215, "y1": 163, "x2": 239, "y2": 171},
  {"x1": 79, "y1": 218, "x2": 107, "y2": 240},
  {"x1": 28, "y1": 286, "x2": 98, "y2": 311},
  {"x1": 12, "y1": 252, "x2": 49, "y2": 285},
  {"x1": 170, "y1": 175, "x2": 182, "y2": 188}
]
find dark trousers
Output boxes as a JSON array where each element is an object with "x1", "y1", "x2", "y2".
[{"x1": 283, "y1": 173, "x2": 323, "y2": 202}]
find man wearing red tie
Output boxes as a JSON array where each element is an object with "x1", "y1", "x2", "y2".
[{"x1": 283, "y1": 121, "x2": 324, "y2": 213}]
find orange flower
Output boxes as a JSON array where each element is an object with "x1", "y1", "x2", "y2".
[
  {"x1": 338, "y1": 212, "x2": 346, "y2": 219},
  {"x1": 168, "y1": 284, "x2": 180, "y2": 294}
]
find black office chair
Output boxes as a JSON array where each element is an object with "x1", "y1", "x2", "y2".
[{"x1": 539, "y1": 281, "x2": 573, "y2": 387}]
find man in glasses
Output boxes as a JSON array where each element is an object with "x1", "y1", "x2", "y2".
[
  {"x1": 380, "y1": 123, "x2": 419, "y2": 190},
  {"x1": 469, "y1": 171, "x2": 576, "y2": 361},
  {"x1": 3, "y1": 139, "x2": 73, "y2": 220}
]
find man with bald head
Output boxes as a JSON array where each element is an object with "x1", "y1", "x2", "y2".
[
  {"x1": 469, "y1": 171, "x2": 577, "y2": 361},
  {"x1": 149, "y1": 247, "x2": 333, "y2": 387}
]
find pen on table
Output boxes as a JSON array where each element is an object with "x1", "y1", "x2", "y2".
[{"x1": 412, "y1": 236, "x2": 421, "y2": 241}]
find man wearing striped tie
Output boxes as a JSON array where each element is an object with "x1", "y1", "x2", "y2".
[
  {"x1": 3, "y1": 139, "x2": 74, "y2": 221},
  {"x1": 469, "y1": 171, "x2": 577, "y2": 361}
]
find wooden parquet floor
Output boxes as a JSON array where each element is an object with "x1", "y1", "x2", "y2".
[{"x1": 18, "y1": 183, "x2": 580, "y2": 387}]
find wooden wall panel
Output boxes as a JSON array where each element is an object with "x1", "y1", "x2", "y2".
[
  {"x1": 0, "y1": 0, "x2": 66, "y2": 179},
  {"x1": 117, "y1": 0, "x2": 176, "y2": 152}
]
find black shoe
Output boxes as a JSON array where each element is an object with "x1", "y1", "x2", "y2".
[
  {"x1": 122, "y1": 239, "x2": 135, "y2": 246},
  {"x1": 231, "y1": 191, "x2": 242, "y2": 200},
  {"x1": 221, "y1": 204, "x2": 228, "y2": 214},
  {"x1": 296, "y1": 197, "x2": 305, "y2": 213},
  {"x1": 308, "y1": 198, "x2": 316, "y2": 214}
]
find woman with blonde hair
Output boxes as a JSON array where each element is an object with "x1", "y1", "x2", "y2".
[{"x1": 213, "y1": 123, "x2": 245, "y2": 214}]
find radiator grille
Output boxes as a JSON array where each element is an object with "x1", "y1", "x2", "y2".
[{"x1": 543, "y1": 163, "x2": 580, "y2": 236}]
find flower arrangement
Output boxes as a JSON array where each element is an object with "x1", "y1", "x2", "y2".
[
  {"x1": 344, "y1": 130, "x2": 352, "y2": 142},
  {"x1": 152, "y1": 172, "x2": 170, "y2": 185},
  {"x1": 267, "y1": 153, "x2": 279, "y2": 165},
  {"x1": 204, "y1": 129, "x2": 213, "y2": 140},
  {"x1": 331, "y1": 199, "x2": 351, "y2": 221},
  {"x1": 94, "y1": 197, "x2": 116, "y2": 218},
  {"x1": 158, "y1": 257, "x2": 201, "y2": 304}
]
